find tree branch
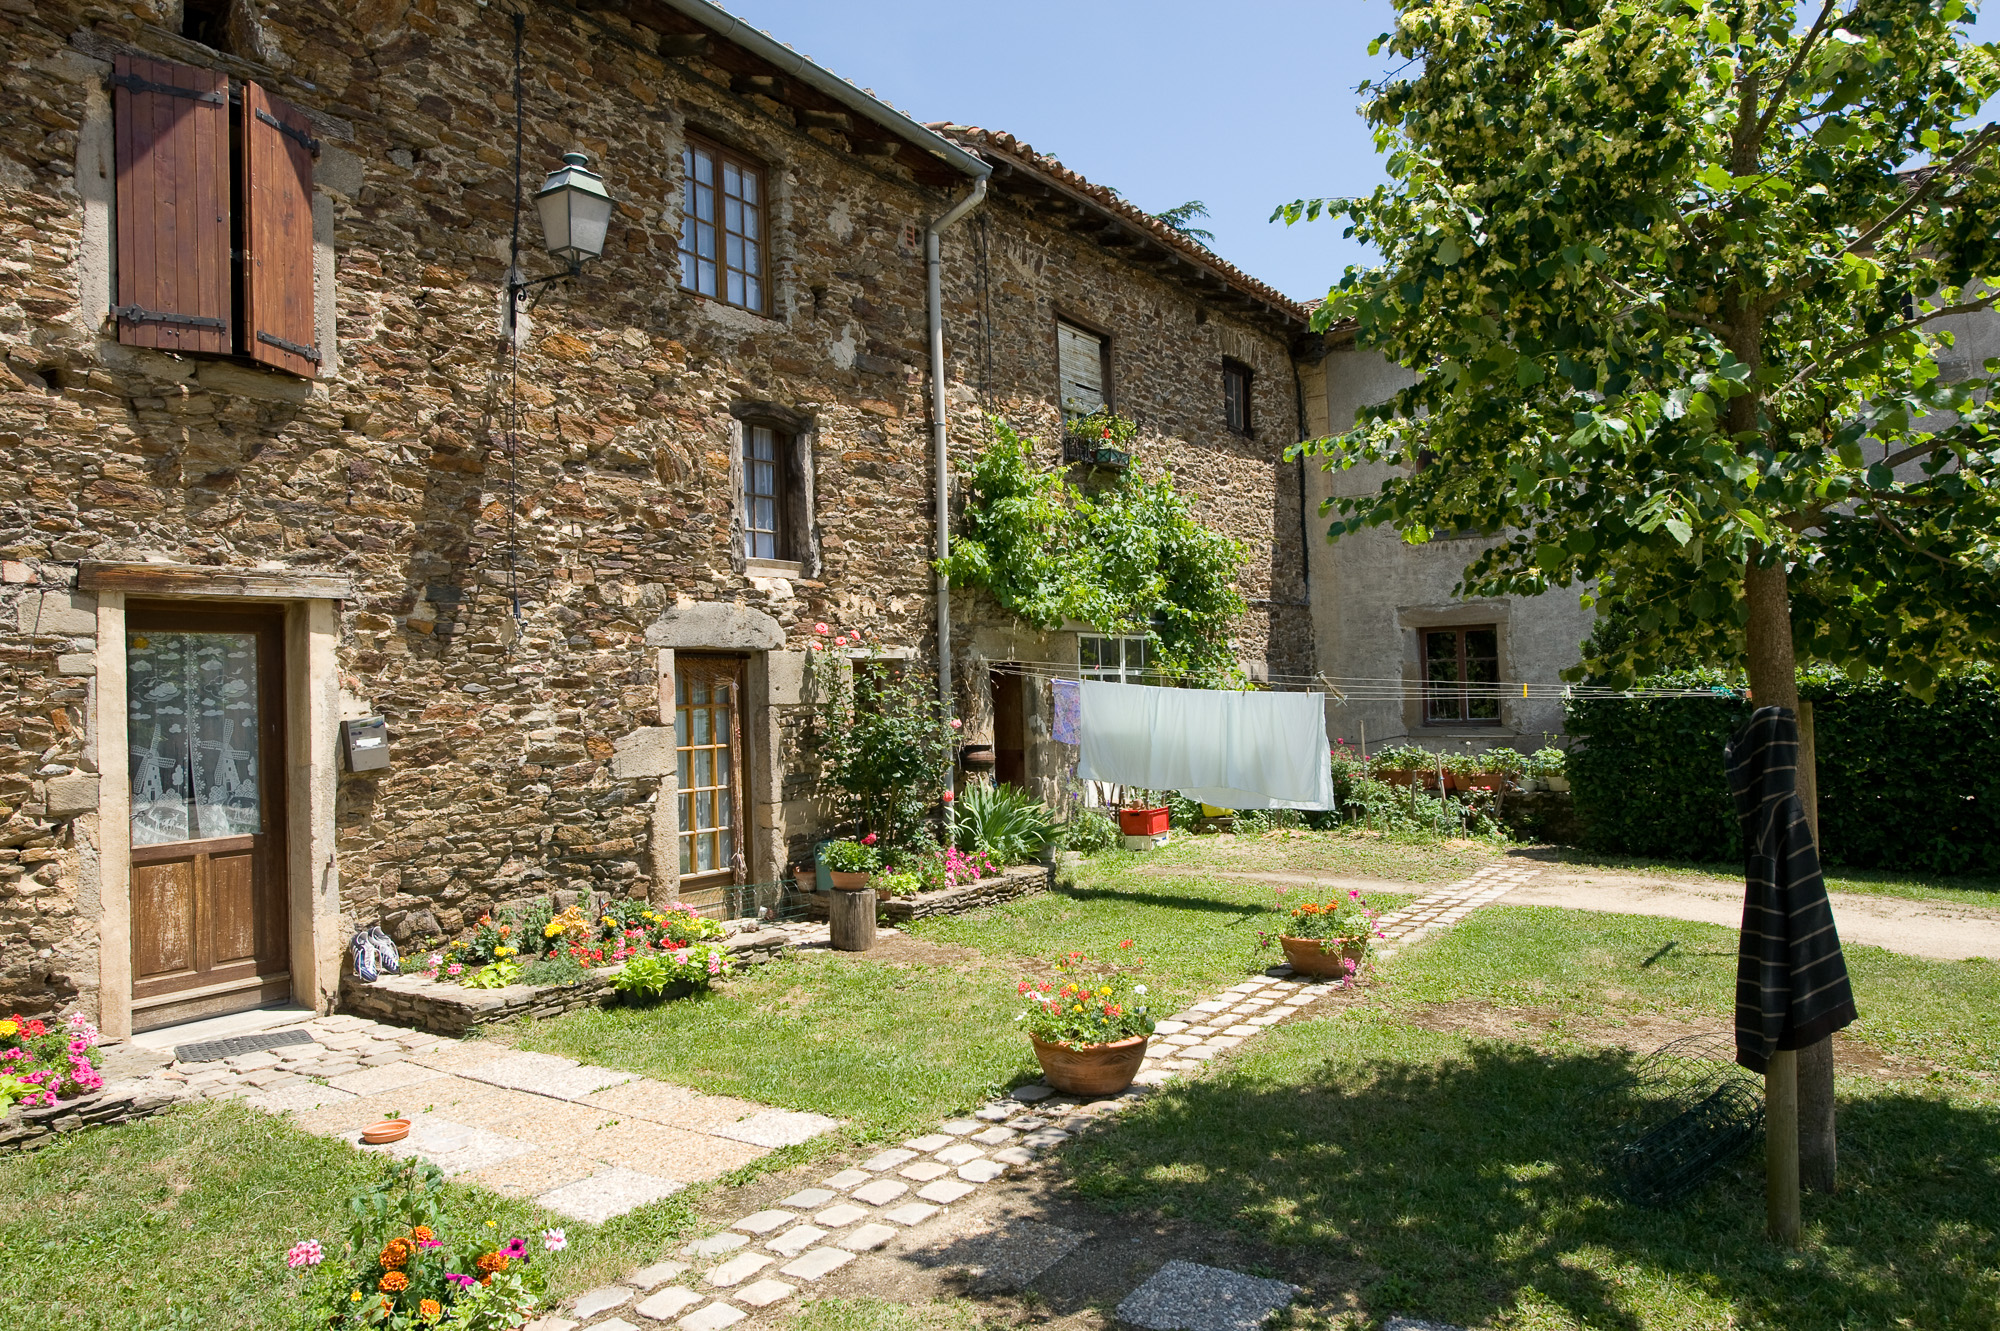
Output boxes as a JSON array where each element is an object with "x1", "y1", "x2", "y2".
[
  {"x1": 1880, "y1": 439, "x2": 1947, "y2": 471},
  {"x1": 1871, "y1": 507, "x2": 1960, "y2": 568},
  {"x1": 1599, "y1": 275, "x2": 1718, "y2": 329},
  {"x1": 1752, "y1": 0, "x2": 1842, "y2": 149},
  {"x1": 1782, "y1": 292, "x2": 2000, "y2": 390},
  {"x1": 1847, "y1": 123, "x2": 2000, "y2": 257}
]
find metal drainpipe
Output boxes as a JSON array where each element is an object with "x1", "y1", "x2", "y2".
[{"x1": 927, "y1": 175, "x2": 989, "y2": 816}]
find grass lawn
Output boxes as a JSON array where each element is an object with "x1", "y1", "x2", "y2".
[
  {"x1": 0, "y1": 1100, "x2": 698, "y2": 1331},
  {"x1": 1521, "y1": 845, "x2": 2000, "y2": 909},
  {"x1": 513, "y1": 856, "x2": 1412, "y2": 1141},
  {"x1": 1063, "y1": 905, "x2": 2000, "y2": 1331}
]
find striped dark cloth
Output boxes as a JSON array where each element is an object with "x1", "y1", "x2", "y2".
[{"x1": 1727, "y1": 706, "x2": 1857, "y2": 1074}]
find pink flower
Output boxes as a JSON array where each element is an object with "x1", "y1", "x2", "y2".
[
  {"x1": 949, "y1": 718, "x2": 962, "y2": 730},
  {"x1": 814, "y1": 623, "x2": 829, "y2": 635},
  {"x1": 446, "y1": 963, "x2": 463, "y2": 976},
  {"x1": 446, "y1": 1273, "x2": 477, "y2": 1289},
  {"x1": 286, "y1": 1239, "x2": 324, "y2": 1269},
  {"x1": 834, "y1": 636, "x2": 848, "y2": 646},
  {"x1": 542, "y1": 1228, "x2": 568, "y2": 1252},
  {"x1": 861, "y1": 832, "x2": 877, "y2": 846},
  {"x1": 68, "y1": 1039, "x2": 87, "y2": 1056}
]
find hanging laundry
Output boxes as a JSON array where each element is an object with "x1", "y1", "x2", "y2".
[
  {"x1": 1051, "y1": 678, "x2": 1081, "y2": 745},
  {"x1": 1074, "y1": 679, "x2": 1337, "y2": 810}
]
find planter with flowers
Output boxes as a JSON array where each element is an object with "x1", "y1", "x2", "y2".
[
  {"x1": 820, "y1": 836, "x2": 881, "y2": 890},
  {"x1": 1015, "y1": 943, "x2": 1155, "y2": 1096},
  {"x1": 609, "y1": 943, "x2": 734, "y2": 1006},
  {"x1": 1261, "y1": 888, "x2": 1382, "y2": 985},
  {"x1": 286, "y1": 1158, "x2": 554, "y2": 1330},
  {"x1": 0, "y1": 1011, "x2": 105, "y2": 1110}
]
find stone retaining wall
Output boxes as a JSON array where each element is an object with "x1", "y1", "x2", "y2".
[
  {"x1": 803, "y1": 863, "x2": 1052, "y2": 924},
  {"x1": 0, "y1": 1080, "x2": 188, "y2": 1154}
]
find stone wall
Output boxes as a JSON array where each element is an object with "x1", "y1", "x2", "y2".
[{"x1": 0, "y1": 0, "x2": 1309, "y2": 1023}]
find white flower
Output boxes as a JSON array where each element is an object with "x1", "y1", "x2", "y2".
[
  {"x1": 542, "y1": 1228, "x2": 568, "y2": 1252},
  {"x1": 1132, "y1": 985, "x2": 1147, "y2": 994}
]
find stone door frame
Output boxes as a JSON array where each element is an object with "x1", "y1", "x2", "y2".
[{"x1": 84, "y1": 564, "x2": 347, "y2": 1040}]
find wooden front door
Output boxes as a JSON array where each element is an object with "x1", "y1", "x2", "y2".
[
  {"x1": 675, "y1": 655, "x2": 748, "y2": 889},
  {"x1": 991, "y1": 670, "x2": 1027, "y2": 789},
  {"x1": 126, "y1": 608, "x2": 290, "y2": 1031}
]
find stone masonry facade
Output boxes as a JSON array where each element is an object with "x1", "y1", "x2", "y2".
[{"x1": 0, "y1": 0, "x2": 1315, "y2": 1024}]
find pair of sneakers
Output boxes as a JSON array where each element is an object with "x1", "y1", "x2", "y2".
[{"x1": 349, "y1": 926, "x2": 402, "y2": 983}]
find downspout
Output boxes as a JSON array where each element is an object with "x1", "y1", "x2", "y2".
[{"x1": 928, "y1": 174, "x2": 990, "y2": 809}]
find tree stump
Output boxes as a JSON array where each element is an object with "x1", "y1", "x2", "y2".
[{"x1": 828, "y1": 888, "x2": 876, "y2": 952}]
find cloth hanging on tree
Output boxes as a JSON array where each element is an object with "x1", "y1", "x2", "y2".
[
  {"x1": 1050, "y1": 678, "x2": 1081, "y2": 745},
  {"x1": 1726, "y1": 705, "x2": 1857, "y2": 1074},
  {"x1": 1074, "y1": 679, "x2": 1337, "y2": 810}
]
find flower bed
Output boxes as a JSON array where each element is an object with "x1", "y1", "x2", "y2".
[
  {"x1": 802, "y1": 861, "x2": 1052, "y2": 924},
  {"x1": 0, "y1": 1078, "x2": 188, "y2": 1154}
]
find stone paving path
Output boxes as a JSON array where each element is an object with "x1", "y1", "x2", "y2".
[
  {"x1": 533, "y1": 861, "x2": 1542, "y2": 1331},
  {"x1": 112, "y1": 1015, "x2": 837, "y2": 1222}
]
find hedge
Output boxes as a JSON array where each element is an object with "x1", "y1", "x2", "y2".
[{"x1": 1564, "y1": 668, "x2": 1999, "y2": 876}]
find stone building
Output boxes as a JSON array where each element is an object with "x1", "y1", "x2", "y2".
[{"x1": 0, "y1": 0, "x2": 1316, "y2": 1032}]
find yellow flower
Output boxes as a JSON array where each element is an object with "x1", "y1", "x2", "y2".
[
  {"x1": 351, "y1": 1292, "x2": 363, "y2": 1303},
  {"x1": 544, "y1": 921, "x2": 564, "y2": 937},
  {"x1": 496, "y1": 947, "x2": 513, "y2": 957},
  {"x1": 1098, "y1": 987, "x2": 1111, "y2": 997},
  {"x1": 0, "y1": 1019, "x2": 16, "y2": 1038}
]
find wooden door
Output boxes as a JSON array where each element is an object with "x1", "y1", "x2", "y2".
[
  {"x1": 126, "y1": 607, "x2": 290, "y2": 1031},
  {"x1": 991, "y1": 670, "x2": 1026, "y2": 789},
  {"x1": 675, "y1": 655, "x2": 748, "y2": 889}
]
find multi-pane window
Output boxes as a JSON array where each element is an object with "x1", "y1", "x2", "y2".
[
  {"x1": 1079, "y1": 633, "x2": 1158, "y2": 685},
  {"x1": 1422, "y1": 626, "x2": 1501, "y2": 725},
  {"x1": 1223, "y1": 360, "x2": 1252, "y2": 435},
  {"x1": 679, "y1": 137, "x2": 765, "y2": 312},
  {"x1": 742, "y1": 424, "x2": 786, "y2": 560},
  {"x1": 675, "y1": 657, "x2": 745, "y2": 885}
]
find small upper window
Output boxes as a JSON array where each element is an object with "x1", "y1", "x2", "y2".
[
  {"x1": 1079, "y1": 633, "x2": 1158, "y2": 686},
  {"x1": 1223, "y1": 359, "x2": 1252, "y2": 435},
  {"x1": 1422, "y1": 626, "x2": 1501, "y2": 725},
  {"x1": 742, "y1": 423, "x2": 787, "y2": 560},
  {"x1": 681, "y1": 137, "x2": 766, "y2": 313},
  {"x1": 1057, "y1": 320, "x2": 1108, "y2": 419},
  {"x1": 181, "y1": 0, "x2": 233, "y2": 48}
]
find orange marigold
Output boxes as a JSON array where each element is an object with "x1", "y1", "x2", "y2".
[
  {"x1": 379, "y1": 1237, "x2": 413, "y2": 1269},
  {"x1": 474, "y1": 1250, "x2": 509, "y2": 1274},
  {"x1": 409, "y1": 1225, "x2": 435, "y2": 1243},
  {"x1": 419, "y1": 1299, "x2": 442, "y2": 1320},
  {"x1": 377, "y1": 1271, "x2": 410, "y2": 1293}
]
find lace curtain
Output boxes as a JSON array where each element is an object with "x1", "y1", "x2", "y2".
[{"x1": 128, "y1": 631, "x2": 262, "y2": 847}]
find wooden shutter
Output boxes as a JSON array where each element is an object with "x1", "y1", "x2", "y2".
[
  {"x1": 112, "y1": 56, "x2": 230, "y2": 355},
  {"x1": 241, "y1": 82, "x2": 320, "y2": 378},
  {"x1": 1057, "y1": 321, "x2": 1106, "y2": 416}
]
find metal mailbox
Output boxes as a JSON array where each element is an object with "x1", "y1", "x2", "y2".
[{"x1": 340, "y1": 716, "x2": 391, "y2": 772}]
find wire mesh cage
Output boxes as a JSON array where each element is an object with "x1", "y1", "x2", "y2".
[
  {"x1": 676, "y1": 879, "x2": 811, "y2": 926},
  {"x1": 1607, "y1": 1032, "x2": 1765, "y2": 1207}
]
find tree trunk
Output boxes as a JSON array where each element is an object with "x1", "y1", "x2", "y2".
[
  {"x1": 1743, "y1": 552, "x2": 1838, "y2": 1194},
  {"x1": 828, "y1": 887, "x2": 877, "y2": 952}
]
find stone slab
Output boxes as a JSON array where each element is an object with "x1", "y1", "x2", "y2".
[
  {"x1": 678, "y1": 1304, "x2": 746, "y2": 1331},
  {"x1": 535, "y1": 1166, "x2": 683, "y2": 1224},
  {"x1": 958, "y1": 1159, "x2": 1008, "y2": 1183},
  {"x1": 458, "y1": 1051, "x2": 640, "y2": 1102},
  {"x1": 634, "y1": 1288, "x2": 703, "y2": 1320},
  {"x1": 990, "y1": 1147, "x2": 1036, "y2": 1166},
  {"x1": 326, "y1": 1062, "x2": 446, "y2": 1096},
  {"x1": 349, "y1": 1117, "x2": 534, "y2": 1177},
  {"x1": 623, "y1": 1261, "x2": 690, "y2": 1290},
  {"x1": 861, "y1": 1147, "x2": 919, "y2": 1171},
  {"x1": 778, "y1": 1187, "x2": 836, "y2": 1209},
  {"x1": 1114, "y1": 1260, "x2": 1299, "y2": 1331},
  {"x1": 1010, "y1": 1084, "x2": 1053, "y2": 1103},
  {"x1": 836, "y1": 1223, "x2": 899, "y2": 1252},
  {"x1": 570, "y1": 1286, "x2": 633, "y2": 1320},
  {"x1": 731, "y1": 1209, "x2": 795, "y2": 1235},
  {"x1": 708, "y1": 1108, "x2": 838, "y2": 1148},
  {"x1": 684, "y1": 1233, "x2": 748, "y2": 1258},
  {"x1": 937, "y1": 1118, "x2": 981, "y2": 1135},
  {"x1": 243, "y1": 1082, "x2": 357, "y2": 1115},
  {"x1": 883, "y1": 1202, "x2": 940, "y2": 1226},
  {"x1": 732, "y1": 1279, "x2": 796, "y2": 1308},
  {"x1": 851, "y1": 1179, "x2": 907, "y2": 1206},
  {"x1": 766, "y1": 1224, "x2": 826, "y2": 1257},
  {"x1": 901, "y1": 1214, "x2": 1084, "y2": 1293},
  {"x1": 704, "y1": 1252, "x2": 772, "y2": 1287},
  {"x1": 970, "y1": 1126, "x2": 1017, "y2": 1146},
  {"x1": 822, "y1": 1169, "x2": 872, "y2": 1190},
  {"x1": 778, "y1": 1247, "x2": 855, "y2": 1281},
  {"x1": 935, "y1": 1143, "x2": 984, "y2": 1166},
  {"x1": 916, "y1": 1179, "x2": 976, "y2": 1204},
  {"x1": 904, "y1": 1133, "x2": 952, "y2": 1152},
  {"x1": 814, "y1": 1203, "x2": 868, "y2": 1228}
]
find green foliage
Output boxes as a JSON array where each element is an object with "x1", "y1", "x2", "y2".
[
  {"x1": 516, "y1": 953, "x2": 589, "y2": 987},
  {"x1": 1152, "y1": 199, "x2": 1216, "y2": 245},
  {"x1": 460, "y1": 961, "x2": 521, "y2": 989},
  {"x1": 1282, "y1": 0, "x2": 2000, "y2": 694},
  {"x1": 1059, "y1": 808, "x2": 1122, "y2": 856},
  {"x1": 609, "y1": 949, "x2": 729, "y2": 1001},
  {"x1": 1370, "y1": 743, "x2": 1437, "y2": 774},
  {"x1": 1566, "y1": 668, "x2": 2000, "y2": 873},
  {"x1": 806, "y1": 646, "x2": 955, "y2": 854},
  {"x1": 941, "y1": 417, "x2": 1250, "y2": 679},
  {"x1": 953, "y1": 781, "x2": 1057, "y2": 864},
  {"x1": 1527, "y1": 747, "x2": 1568, "y2": 779},
  {"x1": 819, "y1": 839, "x2": 882, "y2": 874}
]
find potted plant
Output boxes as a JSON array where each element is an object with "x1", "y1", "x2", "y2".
[
  {"x1": 1263, "y1": 889, "x2": 1381, "y2": 984},
  {"x1": 820, "y1": 836, "x2": 881, "y2": 890},
  {"x1": 1465, "y1": 747, "x2": 1526, "y2": 791},
  {"x1": 1370, "y1": 744, "x2": 1434, "y2": 788},
  {"x1": 1016, "y1": 946, "x2": 1155, "y2": 1095},
  {"x1": 1529, "y1": 746, "x2": 1569, "y2": 792}
]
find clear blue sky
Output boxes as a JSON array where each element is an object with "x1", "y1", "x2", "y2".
[{"x1": 718, "y1": 1, "x2": 2000, "y2": 305}]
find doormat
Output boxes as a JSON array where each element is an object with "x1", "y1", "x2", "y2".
[{"x1": 174, "y1": 1027, "x2": 319, "y2": 1065}]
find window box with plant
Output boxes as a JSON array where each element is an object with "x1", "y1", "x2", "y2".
[
  {"x1": 820, "y1": 836, "x2": 882, "y2": 890},
  {"x1": 1015, "y1": 943, "x2": 1155, "y2": 1096},
  {"x1": 1262, "y1": 889, "x2": 1383, "y2": 986},
  {"x1": 1061, "y1": 406, "x2": 1138, "y2": 471}
]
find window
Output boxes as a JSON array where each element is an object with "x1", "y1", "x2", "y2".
[
  {"x1": 742, "y1": 423, "x2": 787, "y2": 560},
  {"x1": 181, "y1": 0, "x2": 233, "y2": 48},
  {"x1": 1422, "y1": 626, "x2": 1501, "y2": 725},
  {"x1": 1057, "y1": 320, "x2": 1108, "y2": 418},
  {"x1": 110, "y1": 55, "x2": 319, "y2": 378},
  {"x1": 1223, "y1": 359, "x2": 1252, "y2": 435},
  {"x1": 1080, "y1": 634, "x2": 1158, "y2": 685},
  {"x1": 680, "y1": 137, "x2": 765, "y2": 312},
  {"x1": 675, "y1": 657, "x2": 746, "y2": 886}
]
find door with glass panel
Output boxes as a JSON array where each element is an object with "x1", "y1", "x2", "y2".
[
  {"x1": 675, "y1": 656, "x2": 748, "y2": 889},
  {"x1": 125, "y1": 607, "x2": 290, "y2": 1030}
]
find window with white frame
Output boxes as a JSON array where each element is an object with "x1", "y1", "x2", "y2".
[{"x1": 1079, "y1": 633, "x2": 1157, "y2": 685}]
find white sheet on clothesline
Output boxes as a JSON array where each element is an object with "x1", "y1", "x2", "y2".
[{"x1": 1073, "y1": 679, "x2": 1337, "y2": 811}]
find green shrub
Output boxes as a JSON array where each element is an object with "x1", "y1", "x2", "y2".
[
  {"x1": 954, "y1": 781, "x2": 1057, "y2": 863},
  {"x1": 1564, "y1": 668, "x2": 2000, "y2": 874},
  {"x1": 1060, "y1": 808, "x2": 1121, "y2": 856}
]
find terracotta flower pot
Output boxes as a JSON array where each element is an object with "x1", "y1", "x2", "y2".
[
  {"x1": 1462, "y1": 772, "x2": 1506, "y2": 791},
  {"x1": 1279, "y1": 935, "x2": 1368, "y2": 980},
  {"x1": 1378, "y1": 770, "x2": 1417, "y2": 787},
  {"x1": 828, "y1": 870, "x2": 873, "y2": 891},
  {"x1": 1117, "y1": 806, "x2": 1170, "y2": 837},
  {"x1": 361, "y1": 1117, "x2": 411, "y2": 1145},
  {"x1": 1029, "y1": 1033, "x2": 1148, "y2": 1097}
]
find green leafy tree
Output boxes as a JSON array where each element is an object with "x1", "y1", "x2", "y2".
[
  {"x1": 1279, "y1": 0, "x2": 2000, "y2": 1204},
  {"x1": 942, "y1": 417, "x2": 1249, "y2": 678},
  {"x1": 1154, "y1": 199, "x2": 1217, "y2": 245}
]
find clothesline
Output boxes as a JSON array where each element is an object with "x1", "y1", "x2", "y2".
[{"x1": 977, "y1": 658, "x2": 1745, "y2": 703}]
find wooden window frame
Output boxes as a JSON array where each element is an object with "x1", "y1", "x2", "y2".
[
  {"x1": 1222, "y1": 359, "x2": 1253, "y2": 436},
  {"x1": 675, "y1": 655, "x2": 748, "y2": 888},
  {"x1": 741, "y1": 421, "x2": 790, "y2": 562},
  {"x1": 1056, "y1": 317, "x2": 1113, "y2": 420},
  {"x1": 1421, "y1": 625, "x2": 1502, "y2": 726},
  {"x1": 680, "y1": 134, "x2": 769, "y2": 315},
  {"x1": 1078, "y1": 633, "x2": 1157, "y2": 686}
]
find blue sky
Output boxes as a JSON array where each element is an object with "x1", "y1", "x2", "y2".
[{"x1": 718, "y1": 1, "x2": 2000, "y2": 304}]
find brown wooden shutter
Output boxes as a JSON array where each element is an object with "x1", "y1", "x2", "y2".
[
  {"x1": 241, "y1": 82, "x2": 320, "y2": 378},
  {"x1": 112, "y1": 56, "x2": 230, "y2": 356}
]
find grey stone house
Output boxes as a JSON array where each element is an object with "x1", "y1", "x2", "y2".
[{"x1": 0, "y1": 0, "x2": 1318, "y2": 1033}]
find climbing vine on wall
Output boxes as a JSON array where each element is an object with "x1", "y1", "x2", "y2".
[{"x1": 941, "y1": 417, "x2": 1248, "y2": 678}]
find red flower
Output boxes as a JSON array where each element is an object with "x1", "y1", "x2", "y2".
[
  {"x1": 942, "y1": 790, "x2": 955, "y2": 803},
  {"x1": 861, "y1": 833, "x2": 877, "y2": 846},
  {"x1": 1119, "y1": 939, "x2": 1134, "y2": 949}
]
